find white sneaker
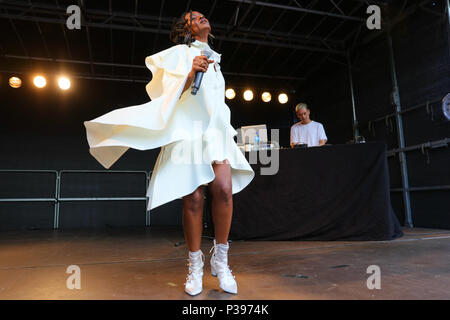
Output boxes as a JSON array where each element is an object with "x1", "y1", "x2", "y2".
[
  {"x1": 184, "y1": 250, "x2": 204, "y2": 296},
  {"x1": 210, "y1": 239, "x2": 238, "y2": 294}
]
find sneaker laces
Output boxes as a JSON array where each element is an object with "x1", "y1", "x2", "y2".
[
  {"x1": 185, "y1": 251, "x2": 204, "y2": 283},
  {"x1": 210, "y1": 242, "x2": 235, "y2": 280}
]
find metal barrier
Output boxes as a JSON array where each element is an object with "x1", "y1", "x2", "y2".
[
  {"x1": 387, "y1": 137, "x2": 449, "y2": 164},
  {"x1": 391, "y1": 185, "x2": 450, "y2": 192},
  {"x1": 0, "y1": 169, "x2": 151, "y2": 229},
  {"x1": 364, "y1": 97, "x2": 443, "y2": 135}
]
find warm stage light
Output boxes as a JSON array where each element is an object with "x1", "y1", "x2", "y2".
[
  {"x1": 225, "y1": 88, "x2": 236, "y2": 99},
  {"x1": 278, "y1": 93, "x2": 288, "y2": 104},
  {"x1": 9, "y1": 76, "x2": 22, "y2": 88},
  {"x1": 33, "y1": 75, "x2": 47, "y2": 88},
  {"x1": 58, "y1": 77, "x2": 71, "y2": 90},
  {"x1": 261, "y1": 92, "x2": 271, "y2": 102},
  {"x1": 243, "y1": 89, "x2": 254, "y2": 101}
]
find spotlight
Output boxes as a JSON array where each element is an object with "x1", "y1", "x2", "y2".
[
  {"x1": 225, "y1": 88, "x2": 236, "y2": 99},
  {"x1": 243, "y1": 89, "x2": 254, "y2": 101},
  {"x1": 278, "y1": 93, "x2": 288, "y2": 104},
  {"x1": 443, "y1": 93, "x2": 450, "y2": 121},
  {"x1": 58, "y1": 76, "x2": 71, "y2": 90},
  {"x1": 33, "y1": 75, "x2": 46, "y2": 88},
  {"x1": 9, "y1": 76, "x2": 22, "y2": 88},
  {"x1": 261, "y1": 92, "x2": 271, "y2": 102}
]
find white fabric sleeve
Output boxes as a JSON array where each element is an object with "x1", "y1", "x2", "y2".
[
  {"x1": 83, "y1": 45, "x2": 193, "y2": 169},
  {"x1": 144, "y1": 45, "x2": 191, "y2": 101},
  {"x1": 319, "y1": 123, "x2": 327, "y2": 141},
  {"x1": 290, "y1": 126, "x2": 296, "y2": 145}
]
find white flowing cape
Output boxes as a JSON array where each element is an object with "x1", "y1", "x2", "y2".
[{"x1": 84, "y1": 41, "x2": 255, "y2": 210}]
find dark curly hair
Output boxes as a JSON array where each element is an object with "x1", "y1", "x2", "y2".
[{"x1": 169, "y1": 10, "x2": 214, "y2": 47}]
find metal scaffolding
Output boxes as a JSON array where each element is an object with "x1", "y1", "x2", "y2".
[{"x1": 0, "y1": 0, "x2": 379, "y2": 84}]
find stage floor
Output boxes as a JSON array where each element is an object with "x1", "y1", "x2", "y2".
[{"x1": 0, "y1": 227, "x2": 449, "y2": 300}]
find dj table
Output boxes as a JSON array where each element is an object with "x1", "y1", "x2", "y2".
[{"x1": 229, "y1": 142, "x2": 403, "y2": 241}]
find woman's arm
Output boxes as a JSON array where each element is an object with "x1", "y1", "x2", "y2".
[
  {"x1": 182, "y1": 71, "x2": 196, "y2": 94},
  {"x1": 181, "y1": 55, "x2": 214, "y2": 95}
]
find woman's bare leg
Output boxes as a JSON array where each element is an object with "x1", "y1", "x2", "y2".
[
  {"x1": 182, "y1": 186, "x2": 205, "y2": 252},
  {"x1": 209, "y1": 160, "x2": 233, "y2": 244}
]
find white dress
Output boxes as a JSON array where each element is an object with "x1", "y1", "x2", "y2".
[{"x1": 84, "y1": 40, "x2": 255, "y2": 211}]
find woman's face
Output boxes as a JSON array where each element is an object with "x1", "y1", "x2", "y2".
[{"x1": 184, "y1": 11, "x2": 211, "y2": 37}]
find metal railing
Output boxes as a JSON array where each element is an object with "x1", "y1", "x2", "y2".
[
  {"x1": 391, "y1": 185, "x2": 450, "y2": 192},
  {"x1": 0, "y1": 169, "x2": 151, "y2": 229},
  {"x1": 364, "y1": 97, "x2": 443, "y2": 135},
  {"x1": 387, "y1": 137, "x2": 449, "y2": 164}
]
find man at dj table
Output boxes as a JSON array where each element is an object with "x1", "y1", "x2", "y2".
[{"x1": 290, "y1": 103, "x2": 328, "y2": 148}]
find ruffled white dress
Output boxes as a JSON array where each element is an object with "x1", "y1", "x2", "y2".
[{"x1": 84, "y1": 40, "x2": 255, "y2": 211}]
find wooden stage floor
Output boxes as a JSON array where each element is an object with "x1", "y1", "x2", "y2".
[{"x1": 0, "y1": 227, "x2": 449, "y2": 300}]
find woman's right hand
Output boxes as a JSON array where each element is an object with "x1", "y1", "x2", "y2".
[
  {"x1": 191, "y1": 55, "x2": 214, "y2": 74},
  {"x1": 182, "y1": 55, "x2": 214, "y2": 94}
]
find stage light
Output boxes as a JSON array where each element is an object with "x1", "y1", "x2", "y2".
[
  {"x1": 443, "y1": 93, "x2": 450, "y2": 121},
  {"x1": 278, "y1": 93, "x2": 288, "y2": 104},
  {"x1": 58, "y1": 76, "x2": 71, "y2": 90},
  {"x1": 33, "y1": 75, "x2": 46, "y2": 88},
  {"x1": 243, "y1": 89, "x2": 253, "y2": 101},
  {"x1": 261, "y1": 92, "x2": 271, "y2": 102},
  {"x1": 225, "y1": 88, "x2": 236, "y2": 99},
  {"x1": 9, "y1": 76, "x2": 22, "y2": 88}
]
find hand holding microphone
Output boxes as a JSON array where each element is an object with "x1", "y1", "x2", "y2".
[{"x1": 191, "y1": 48, "x2": 213, "y2": 95}]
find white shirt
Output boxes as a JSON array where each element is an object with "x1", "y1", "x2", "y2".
[{"x1": 290, "y1": 120, "x2": 327, "y2": 147}]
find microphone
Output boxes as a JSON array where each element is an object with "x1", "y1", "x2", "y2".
[{"x1": 191, "y1": 48, "x2": 212, "y2": 95}]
